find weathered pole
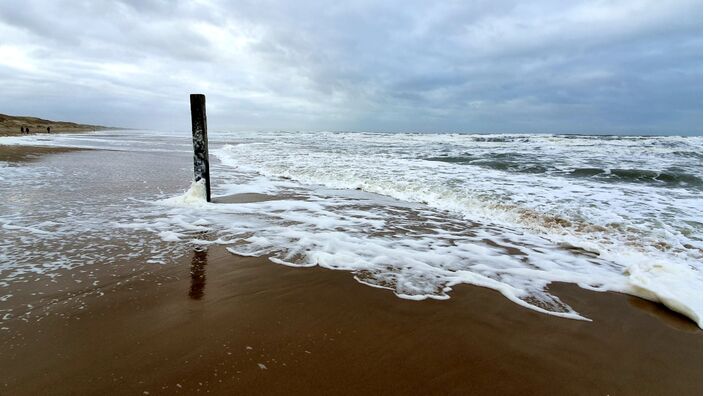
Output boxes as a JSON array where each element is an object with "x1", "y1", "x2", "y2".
[{"x1": 190, "y1": 94, "x2": 211, "y2": 202}]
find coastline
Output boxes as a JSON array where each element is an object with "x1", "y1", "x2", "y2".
[
  {"x1": 0, "y1": 128, "x2": 114, "y2": 138},
  {"x1": 0, "y1": 113, "x2": 115, "y2": 137},
  {"x1": 1, "y1": 245, "x2": 700, "y2": 395},
  {"x1": 0, "y1": 145, "x2": 88, "y2": 162},
  {"x1": 0, "y1": 143, "x2": 701, "y2": 395}
]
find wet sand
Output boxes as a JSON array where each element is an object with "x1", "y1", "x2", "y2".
[
  {"x1": 0, "y1": 245, "x2": 701, "y2": 396},
  {"x1": 0, "y1": 145, "x2": 86, "y2": 162},
  {"x1": 1, "y1": 144, "x2": 701, "y2": 395}
]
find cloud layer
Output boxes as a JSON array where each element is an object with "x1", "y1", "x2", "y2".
[{"x1": 0, "y1": 0, "x2": 701, "y2": 134}]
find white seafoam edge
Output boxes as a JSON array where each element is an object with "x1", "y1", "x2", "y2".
[
  {"x1": 159, "y1": 179, "x2": 208, "y2": 207},
  {"x1": 625, "y1": 261, "x2": 702, "y2": 327},
  {"x1": 213, "y1": 143, "x2": 702, "y2": 328},
  {"x1": 157, "y1": 179, "x2": 702, "y2": 328},
  {"x1": 3, "y1": 132, "x2": 700, "y2": 327}
]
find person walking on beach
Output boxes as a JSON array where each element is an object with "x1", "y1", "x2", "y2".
[{"x1": 47, "y1": 126, "x2": 51, "y2": 133}]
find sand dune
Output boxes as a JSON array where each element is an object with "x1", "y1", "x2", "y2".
[{"x1": 0, "y1": 113, "x2": 115, "y2": 136}]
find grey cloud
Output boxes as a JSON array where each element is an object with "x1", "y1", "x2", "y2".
[{"x1": 0, "y1": 0, "x2": 700, "y2": 134}]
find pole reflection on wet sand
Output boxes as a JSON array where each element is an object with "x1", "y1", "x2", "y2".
[{"x1": 189, "y1": 248, "x2": 208, "y2": 300}]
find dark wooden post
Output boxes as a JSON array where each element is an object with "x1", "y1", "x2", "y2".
[{"x1": 190, "y1": 94, "x2": 211, "y2": 202}]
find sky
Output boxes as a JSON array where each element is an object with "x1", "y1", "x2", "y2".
[{"x1": 0, "y1": 0, "x2": 701, "y2": 135}]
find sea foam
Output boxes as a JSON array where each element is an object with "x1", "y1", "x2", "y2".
[
  {"x1": 130, "y1": 175, "x2": 699, "y2": 326},
  {"x1": 1, "y1": 130, "x2": 701, "y2": 327},
  {"x1": 159, "y1": 179, "x2": 208, "y2": 207},
  {"x1": 198, "y1": 132, "x2": 702, "y2": 326}
]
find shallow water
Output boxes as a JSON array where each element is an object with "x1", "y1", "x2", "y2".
[{"x1": 0, "y1": 130, "x2": 701, "y2": 326}]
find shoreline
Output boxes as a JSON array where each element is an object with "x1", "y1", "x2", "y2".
[
  {"x1": 1, "y1": 245, "x2": 700, "y2": 395},
  {"x1": 0, "y1": 143, "x2": 701, "y2": 395},
  {"x1": 0, "y1": 128, "x2": 112, "y2": 137},
  {"x1": 0, "y1": 145, "x2": 89, "y2": 162},
  {"x1": 0, "y1": 126, "x2": 116, "y2": 137}
]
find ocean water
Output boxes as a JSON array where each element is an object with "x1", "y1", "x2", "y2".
[{"x1": 0, "y1": 130, "x2": 702, "y2": 326}]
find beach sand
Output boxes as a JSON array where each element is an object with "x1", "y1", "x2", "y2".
[
  {"x1": 0, "y1": 145, "x2": 86, "y2": 162},
  {"x1": 0, "y1": 145, "x2": 701, "y2": 395},
  {"x1": 0, "y1": 244, "x2": 700, "y2": 396}
]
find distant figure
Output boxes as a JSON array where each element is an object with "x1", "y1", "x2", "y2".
[
  {"x1": 19, "y1": 127, "x2": 23, "y2": 134},
  {"x1": 25, "y1": 127, "x2": 29, "y2": 134},
  {"x1": 47, "y1": 126, "x2": 51, "y2": 133}
]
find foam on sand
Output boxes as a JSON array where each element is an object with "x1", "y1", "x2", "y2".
[
  {"x1": 122, "y1": 175, "x2": 699, "y2": 327},
  {"x1": 198, "y1": 132, "x2": 702, "y2": 327},
  {"x1": 159, "y1": 180, "x2": 208, "y2": 207},
  {"x1": 1, "y1": 130, "x2": 701, "y2": 328},
  {"x1": 626, "y1": 261, "x2": 702, "y2": 327}
]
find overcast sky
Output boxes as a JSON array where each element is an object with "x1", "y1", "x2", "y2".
[{"x1": 0, "y1": 0, "x2": 701, "y2": 135}]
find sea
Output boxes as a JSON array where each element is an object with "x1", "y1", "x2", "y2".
[{"x1": 0, "y1": 130, "x2": 701, "y2": 327}]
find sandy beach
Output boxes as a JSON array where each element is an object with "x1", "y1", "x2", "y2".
[
  {"x1": 0, "y1": 141, "x2": 701, "y2": 395},
  {"x1": 0, "y1": 145, "x2": 86, "y2": 162}
]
